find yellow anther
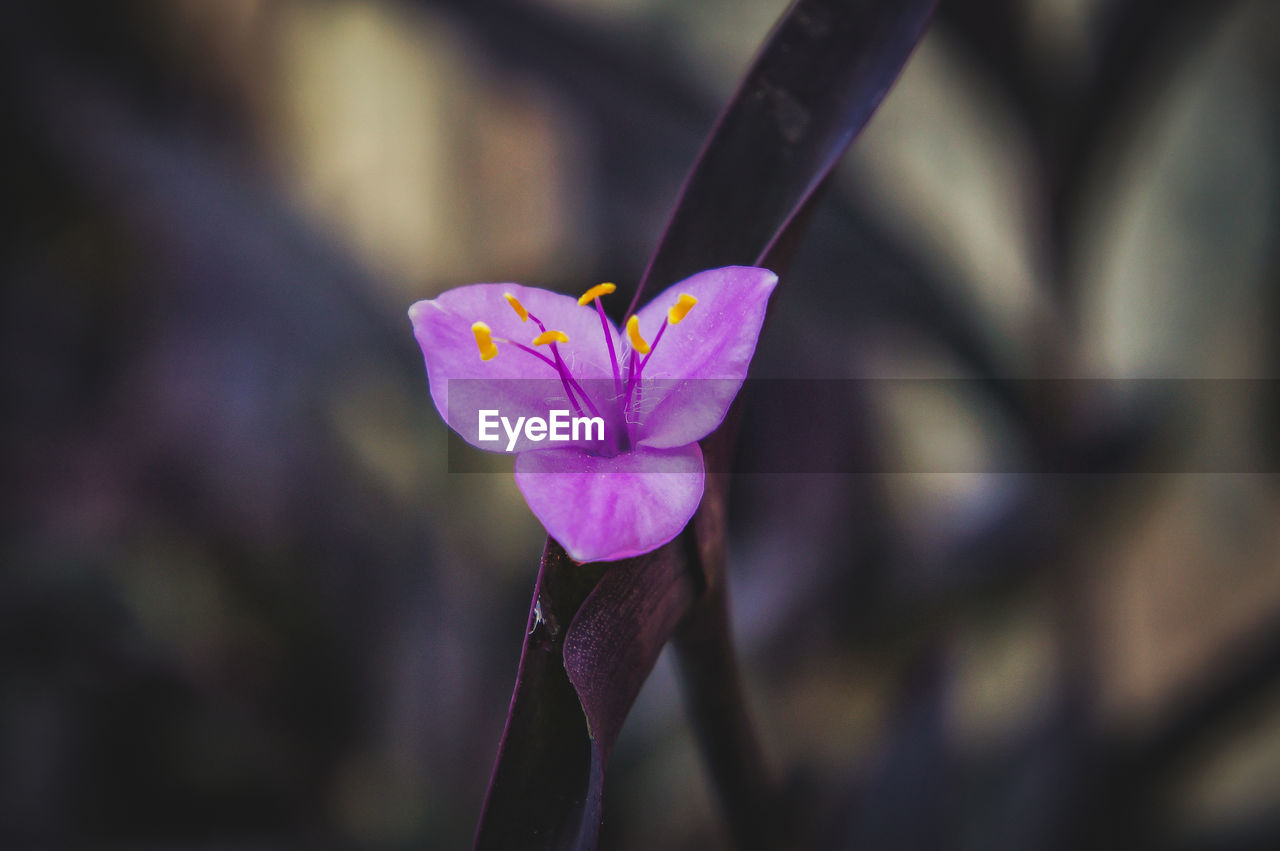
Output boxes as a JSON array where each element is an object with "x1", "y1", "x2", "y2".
[
  {"x1": 667, "y1": 293, "x2": 698, "y2": 325},
  {"x1": 472, "y1": 322, "x2": 498, "y2": 361},
  {"x1": 577, "y1": 282, "x2": 617, "y2": 306},
  {"x1": 626, "y1": 315, "x2": 650, "y2": 354},
  {"x1": 531, "y1": 329, "x2": 569, "y2": 346},
  {"x1": 504, "y1": 292, "x2": 529, "y2": 322}
]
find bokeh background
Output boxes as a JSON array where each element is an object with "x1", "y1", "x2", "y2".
[{"x1": 3, "y1": 0, "x2": 1279, "y2": 848}]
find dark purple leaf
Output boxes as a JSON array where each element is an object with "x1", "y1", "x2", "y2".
[
  {"x1": 629, "y1": 0, "x2": 940, "y2": 311},
  {"x1": 473, "y1": 544, "x2": 607, "y2": 850},
  {"x1": 476, "y1": 2, "x2": 938, "y2": 847}
]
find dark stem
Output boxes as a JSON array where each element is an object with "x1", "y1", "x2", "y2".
[{"x1": 673, "y1": 580, "x2": 780, "y2": 851}]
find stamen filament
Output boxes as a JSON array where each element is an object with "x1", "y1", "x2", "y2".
[
  {"x1": 519, "y1": 305, "x2": 601, "y2": 420},
  {"x1": 623, "y1": 317, "x2": 668, "y2": 417},
  {"x1": 557, "y1": 365, "x2": 599, "y2": 419},
  {"x1": 501, "y1": 338, "x2": 599, "y2": 419},
  {"x1": 579, "y1": 281, "x2": 624, "y2": 402},
  {"x1": 638, "y1": 319, "x2": 669, "y2": 372},
  {"x1": 502, "y1": 340, "x2": 556, "y2": 369},
  {"x1": 524, "y1": 312, "x2": 548, "y2": 334},
  {"x1": 596, "y1": 300, "x2": 623, "y2": 400},
  {"x1": 623, "y1": 292, "x2": 693, "y2": 417}
]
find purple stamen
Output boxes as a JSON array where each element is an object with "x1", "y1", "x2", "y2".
[
  {"x1": 521, "y1": 308, "x2": 602, "y2": 420},
  {"x1": 623, "y1": 317, "x2": 669, "y2": 418},
  {"x1": 506, "y1": 340, "x2": 598, "y2": 420},
  {"x1": 595, "y1": 299, "x2": 623, "y2": 400},
  {"x1": 639, "y1": 319, "x2": 670, "y2": 373},
  {"x1": 551, "y1": 347, "x2": 600, "y2": 419}
]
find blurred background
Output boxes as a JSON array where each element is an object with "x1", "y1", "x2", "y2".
[{"x1": 3, "y1": 0, "x2": 1279, "y2": 848}]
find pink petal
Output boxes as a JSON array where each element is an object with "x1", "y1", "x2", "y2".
[
  {"x1": 409, "y1": 284, "x2": 619, "y2": 452},
  {"x1": 629, "y1": 266, "x2": 777, "y2": 448},
  {"x1": 513, "y1": 444, "x2": 705, "y2": 562}
]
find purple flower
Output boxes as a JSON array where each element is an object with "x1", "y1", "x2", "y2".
[{"x1": 409, "y1": 266, "x2": 777, "y2": 562}]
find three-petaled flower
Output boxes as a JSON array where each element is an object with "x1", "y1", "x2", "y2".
[{"x1": 409, "y1": 266, "x2": 777, "y2": 562}]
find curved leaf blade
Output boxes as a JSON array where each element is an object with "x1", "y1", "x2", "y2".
[{"x1": 631, "y1": 0, "x2": 939, "y2": 310}]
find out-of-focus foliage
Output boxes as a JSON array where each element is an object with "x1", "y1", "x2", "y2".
[{"x1": 3, "y1": 0, "x2": 1279, "y2": 848}]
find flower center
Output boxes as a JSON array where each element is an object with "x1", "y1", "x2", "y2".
[{"x1": 470, "y1": 284, "x2": 698, "y2": 454}]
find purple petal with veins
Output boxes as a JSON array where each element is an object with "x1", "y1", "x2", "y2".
[
  {"x1": 514, "y1": 444, "x2": 704, "y2": 563},
  {"x1": 627, "y1": 266, "x2": 777, "y2": 449}
]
